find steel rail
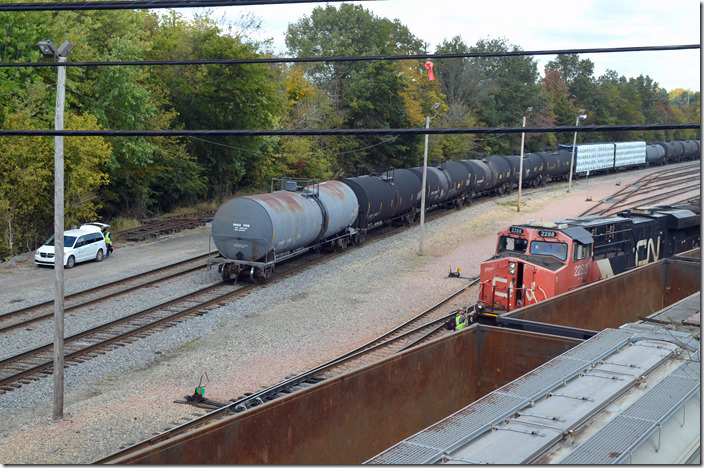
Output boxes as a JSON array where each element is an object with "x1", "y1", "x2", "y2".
[
  {"x1": 0, "y1": 254, "x2": 210, "y2": 333},
  {"x1": 583, "y1": 182, "x2": 700, "y2": 217},
  {"x1": 600, "y1": 176, "x2": 701, "y2": 214},
  {"x1": 579, "y1": 163, "x2": 701, "y2": 217},
  {"x1": 97, "y1": 280, "x2": 479, "y2": 462},
  {"x1": 0, "y1": 242, "x2": 368, "y2": 392}
]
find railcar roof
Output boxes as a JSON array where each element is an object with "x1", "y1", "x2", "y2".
[{"x1": 366, "y1": 318, "x2": 700, "y2": 465}]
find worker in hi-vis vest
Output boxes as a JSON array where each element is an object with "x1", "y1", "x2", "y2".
[
  {"x1": 455, "y1": 310, "x2": 468, "y2": 330},
  {"x1": 103, "y1": 229, "x2": 112, "y2": 257}
]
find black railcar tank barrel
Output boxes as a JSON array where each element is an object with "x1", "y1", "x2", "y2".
[
  {"x1": 340, "y1": 175, "x2": 396, "y2": 228},
  {"x1": 646, "y1": 144, "x2": 666, "y2": 164},
  {"x1": 458, "y1": 159, "x2": 494, "y2": 193},
  {"x1": 486, "y1": 155, "x2": 512, "y2": 192},
  {"x1": 514, "y1": 152, "x2": 545, "y2": 186},
  {"x1": 440, "y1": 161, "x2": 471, "y2": 200},
  {"x1": 657, "y1": 141, "x2": 677, "y2": 161},
  {"x1": 498, "y1": 155, "x2": 521, "y2": 182},
  {"x1": 380, "y1": 168, "x2": 421, "y2": 217},
  {"x1": 538, "y1": 148, "x2": 572, "y2": 179},
  {"x1": 672, "y1": 140, "x2": 685, "y2": 160},
  {"x1": 408, "y1": 166, "x2": 450, "y2": 205},
  {"x1": 682, "y1": 140, "x2": 696, "y2": 159}
]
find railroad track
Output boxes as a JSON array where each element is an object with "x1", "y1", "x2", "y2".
[
  {"x1": 114, "y1": 211, "x2": 215, "y2": 242},
  {"x1": 580, "y1": 164, "x2": 701, "y2": 216},
  {"x1": 0, "y1": 193, "x2": 490, "y2": 394},
  {"x1": 0, "y1": 254, "x2": 210, "y2": 334},
  {"x1": 0, "y1": 239, "x2": 382, "y2": 394},
  {"x1": 97, "y1": 279, "x2": 479, "y2": 461}
]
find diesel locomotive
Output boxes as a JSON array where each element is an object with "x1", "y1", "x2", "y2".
[
  {"x1": 210, "y1": 138, "x2": 699, "y2": 282},
  {"x1": 476, "y1": 203, "x2": 700, "y2": 316}
]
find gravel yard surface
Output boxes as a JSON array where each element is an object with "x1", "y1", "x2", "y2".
[{"x1": 0, "y1": 166, "x2": 696, "y2": 464}]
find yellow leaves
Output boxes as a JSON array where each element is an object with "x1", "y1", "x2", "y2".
[
  {"x1": 668, "y1": 88, "x2": 688, "y2": 100},
  {"x1": 285, "y1": 67, "x2": 315, "y2": 106},
  {"x1": 396, "y1": 61, "x2": 447, "y2": 126}
]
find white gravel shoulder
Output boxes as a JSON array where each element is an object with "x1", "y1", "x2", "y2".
[{"x1": 0, "y1": 166, "x2": 696, "y2": 464}]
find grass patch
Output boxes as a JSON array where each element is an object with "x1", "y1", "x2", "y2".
[
  {"x1": 164, "y1": 201, "x2": 221, "y2": 217},
  {"x1": 501, "y1": 200, "x2": 519, "y2": 207},
  {"x1": 111, "y1": 216, "x2": 142, "y2": 232}
]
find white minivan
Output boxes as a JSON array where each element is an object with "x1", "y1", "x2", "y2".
[{"x1": 35, "y1": 226, "x2": 108, "y2": 268}]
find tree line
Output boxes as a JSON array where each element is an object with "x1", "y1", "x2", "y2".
[{"x1": 0, "y1": 4, "x2": 699, "y2": 260}]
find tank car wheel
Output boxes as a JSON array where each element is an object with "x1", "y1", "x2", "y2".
[{"x1": 221, "y1": 263, "x2": 239, "y2": 283}]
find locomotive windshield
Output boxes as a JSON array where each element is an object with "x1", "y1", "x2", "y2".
[
  {"x1": 497, "y1": 236, "x2": 528, "y2": 254},
  {"x1": 530, "y1": 240, "x2": 568, "y2": 261}
]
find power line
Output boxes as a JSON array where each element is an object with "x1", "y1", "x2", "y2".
[
  {"x1": 5, "y1": 44, "x2": 699, "y2": 68},
  {"x1": 0, "y1": 123, "x2": 696, "y2": 137},
  {"x1": 64, "y1": 86, "x2": 402, "y2": 157},
  {"x1": 0, "y1": 0, "x2": 355, "y2": 11}
]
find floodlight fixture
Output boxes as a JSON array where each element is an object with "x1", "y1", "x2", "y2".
[
  {"x1": 37, "y1": 40, "x2": 57, "y2": 58},
  {"x1": 56, "y1": 41, "x2": 75, "y2": 57}
]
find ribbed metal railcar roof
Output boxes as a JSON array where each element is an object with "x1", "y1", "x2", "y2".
[
  {"x1": 365, "y1": 325, "x2": 699, "y2": 465},
  {"x1": 561, "y1": 351, "x2": 700, "y2": 464}
]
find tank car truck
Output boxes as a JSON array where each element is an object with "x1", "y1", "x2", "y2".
[{"x1": 475, "y1": 204, "x2": 700, "y2": 317}]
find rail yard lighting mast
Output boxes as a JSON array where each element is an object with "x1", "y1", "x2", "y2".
[
  {"x1": 567, "y1": 109, "x2": 587, "y2": 193},
  {"x1": 418, "y1": 102, "x2": 441, "y2": 256},
  {"x1": 517, "y1": 107, "x2": 532, "y2": 212},
  {"x1": 38, "y1": 39, "x2": 75, "y2": 421}
]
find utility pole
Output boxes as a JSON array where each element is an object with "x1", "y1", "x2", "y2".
[
  {"x1": 38, "y1": 39, "x2": 74, "y2": 421},
  {"x1": 53, "y1": 54, "x2": 66, "y2": 422},
  {"x1": 567, "y1": 110, "x2": 587, "y2": 193},
  {"x1": 517, "y1": 107, "x2": 531, "y2": 212},
  {"x1": 418, "y1": 114, "x2": 430, "y2": 256},
  {"x1": 418, "y1": 102, "x2": 440, "y2": 256}
]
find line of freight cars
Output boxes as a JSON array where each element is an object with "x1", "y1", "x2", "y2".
[{"x1": 210, "y1": 139, "x2": 700, "y2": 282}]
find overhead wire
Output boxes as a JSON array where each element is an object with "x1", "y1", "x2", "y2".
[
  {"x1": 0, "y1": 0, "x2": 353, "y2": 11},
  {"x1": 3, "y1": 44, "x2": 699, "y2": 68},
  {"x1": 64, "y1": 86, "x2": 401, "y2": 156},
  {"x1": 0, "y1": 3, "x2": 697, "y2": 140},
  {"x1": 0, "y1": 123, "x2": 696, "y2": 137}
]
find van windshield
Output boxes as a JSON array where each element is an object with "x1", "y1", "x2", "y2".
[{"x1": 44, "y1": 235, "x2": 77, "y2": 248}]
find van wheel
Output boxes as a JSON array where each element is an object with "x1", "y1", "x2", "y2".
[
  {"x1": 66, "y1": 256, "x2": 76, "y2": 269},
  {"x1": 95, "y1": 249, "x2": 104, "y2": 262}
]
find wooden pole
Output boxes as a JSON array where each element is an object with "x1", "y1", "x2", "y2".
[{"x1": 53, "y1": 55, "x2": 66, "y2": 421}]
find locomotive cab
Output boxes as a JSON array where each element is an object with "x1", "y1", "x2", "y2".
[{"x1": 477, "y1": 222, "x2": 595, "y2": 315}]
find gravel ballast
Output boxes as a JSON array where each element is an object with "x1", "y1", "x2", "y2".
[{"x1": 0, "y1": 167, "x2": 697, "y2": 464}]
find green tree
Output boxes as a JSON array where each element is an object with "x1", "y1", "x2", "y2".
[
  {"x1": 286, "y1": 4, "x2": 425, "y2": 173},
  {"x1": 150, "y1": 12, "x2": 282, "y2": 198}
]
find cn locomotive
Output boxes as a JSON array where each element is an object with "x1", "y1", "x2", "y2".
[
  {"x1": 476, "y1": 203, "x2": 700, "y2": 316},
  {"x1": 210, "y1": 139, "x2": 699, "y2": 282}
]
